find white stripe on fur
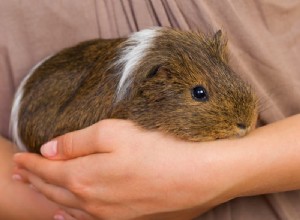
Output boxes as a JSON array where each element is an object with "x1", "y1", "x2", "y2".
[
  {"x1": 115, "y1": 27, "x2": 162, "y2": 102},
  {"x1": 10, "y1": 55, "x2": 52, "y2": 151}
]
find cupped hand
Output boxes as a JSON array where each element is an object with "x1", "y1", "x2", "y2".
[{"x1": 13, "y1": 119, "x2": 235, "y2": 220}]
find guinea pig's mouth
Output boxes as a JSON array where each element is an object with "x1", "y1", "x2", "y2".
[
  {"x1": 238, "y1": 125, "x2": 254, "y2": 138},
  {"x1": 237, "y1": 129, "x2": 247, "y2": 137},
  {"x1": 214, "y1": 128, "x2": 250, "y2": 141},
  {"x1": 214, "y1": 137, "x2": 232, "y2": 141}
]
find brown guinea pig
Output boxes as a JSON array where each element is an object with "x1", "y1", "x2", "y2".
[{"x1": 10, "y1": 27, "x2": 258, "y2": 153}]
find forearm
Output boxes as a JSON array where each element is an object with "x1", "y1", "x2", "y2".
[
  {"x1": 234, "y1": 114, "x2": 300, "y2": 196},
  {"x1": 0, "y1": 136, "x2": 59, "y2": 220},
  {"x1": 180, "y1": 114, "x2": 300, "y2": 212},
  {"x1": 194, "y1": 114, "x2": 300, "y2": 200}
]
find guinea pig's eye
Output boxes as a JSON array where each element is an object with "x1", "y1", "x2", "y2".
[
  {"x1": 147, "y1": 65, "x2": 161, "y2": 78},
  {"x1": 191, "y1": 86, "x2": 209, "y2": 102}
]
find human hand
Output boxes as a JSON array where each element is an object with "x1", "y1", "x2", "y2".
[
  {"x1": 13, "y1": 119, "x2": 236, "y2": 220},
  {"x1": 0, "y1": 136, "x2": 61, "y2": 220}
]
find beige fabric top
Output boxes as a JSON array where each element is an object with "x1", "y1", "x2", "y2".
[{"x1": 0, "y1": 0, "x2": 300, "y2": 219}]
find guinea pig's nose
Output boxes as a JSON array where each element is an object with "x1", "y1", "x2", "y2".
[
  {"x1": 236, "y1": 123, "x2": 248, "y2": 138},
  {"x1": 236, "y1": 123, "x2": 246, "y2": 130}
]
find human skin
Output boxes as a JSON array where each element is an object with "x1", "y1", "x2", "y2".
[
  {"x1": 13, "y1": 114, "x2": 300, "y2": 220},
  {"x1": 0, "y1": 136, "x2": 59, "y2": 220},
  {"x1": 0, "y1": 136, "x2": 95, "y2": 220}
]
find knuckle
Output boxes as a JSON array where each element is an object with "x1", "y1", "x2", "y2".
[
  {"x1": 95, "y1": 120, "x2": 112, "y2": 135},
  {"x1": 64, "y1": 172, "x2": 79, "y2": 189},
  {"x1": 59, "y1": 133, "x2": 74, "y2": 158},
  {"x1": 84, "y1": 203, "x2": 110, "y2": 219},
  {"x1": 65, "y1": 175, "x2": 81, "y2": 192},
  {"x1": 94, "y1": 120, "x2": 114, "y2": 145},
  {"x1": 95, "y1": 119, "x2": 131, "y2": 141},
  {"x1": 43, "y1": 191, "x2": 56, "y2": 202},
  {"x1": 65, "y1": 174, "x2": 91, "y2": 198},
  {"x1": 41, "y1": 187, "x2": 62, "y2": 204}
]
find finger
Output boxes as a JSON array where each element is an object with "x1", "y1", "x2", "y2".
[
  {"x1": 54, "y1": 212, "x2": 77, "y2": 220},
  {"x1": 54, "y1": 209, "x2": 78, "y2": 220},
  {"x1": 15, "y1": 168, "x2": 79, "y2": 208},
  {"x1": 13, "y1": 152, "x2": 68, "y2": 186},
  {"x1": 12, "y1": 166, "x2": 30, "y2": 184},
  {"x1": 40, "y1": 119, "x2": 136, "y2": 160},
  {"x1": 56, "y1": 208, "x2": 98, "y2": 220},
  {"x1": 14, "y1": 152, "x2": 113, "y2": 193}
]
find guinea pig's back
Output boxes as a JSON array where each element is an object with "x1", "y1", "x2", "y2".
[{"x1": 13, "y1": 38, "x2": 125, "y2": 152}]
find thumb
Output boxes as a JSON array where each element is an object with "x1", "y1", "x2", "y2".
[{"x1": 40, "y1": 119, "x2": 121, "y2": 160}]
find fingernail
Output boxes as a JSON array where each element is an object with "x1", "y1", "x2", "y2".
[
  {"x1": 53, "y1": 214, "x2": 65, "y2": 220},
  {"x1": 12, "y1": 174, "x2": 22, "y2": 181},
  {"x1": 41, "y1": 140, "x2": 57, "y2": 157}
]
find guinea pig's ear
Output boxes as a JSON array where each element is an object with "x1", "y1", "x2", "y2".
[{"x1": 213, "y1": 30, "x2": 228, "y2": 62}]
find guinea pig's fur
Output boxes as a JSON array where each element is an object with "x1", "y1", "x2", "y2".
[{"x1": 10, "y1": 27, "x2": 258, "y2": 153}]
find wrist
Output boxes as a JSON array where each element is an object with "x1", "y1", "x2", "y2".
[
  {"x1": 222, "y1": 115, "x2": 300, "y2": 198},
  {"x1": 176, "y1": 140, "x2": 238, "y2": 210}
]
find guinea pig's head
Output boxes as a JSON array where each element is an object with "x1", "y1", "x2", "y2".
[{"x1": 112, "y1": 27, "x2": 258, "y2": 141}]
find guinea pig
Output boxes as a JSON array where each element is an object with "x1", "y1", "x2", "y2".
[{"x1": 10, "y1": 27, "x2": 258, "y2": 153}]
